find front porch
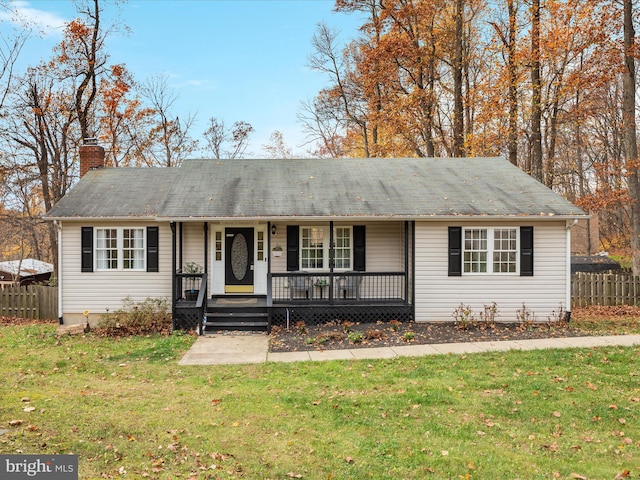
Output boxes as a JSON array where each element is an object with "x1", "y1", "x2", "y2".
[
  {"x1": 170, "y1": 221, "x2": 415, "y2": 332},
  {"x1": 172, "y1": 271, "x2": 413, "y2": 333}
]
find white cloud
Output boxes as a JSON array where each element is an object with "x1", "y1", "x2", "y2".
[{"x1": 1, "y1": 1, "x2": 67, "y2": 37}]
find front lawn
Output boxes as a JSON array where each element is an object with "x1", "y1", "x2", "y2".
[{"x1": 1, "y1": 324, "x2": 638, "y2": 479}]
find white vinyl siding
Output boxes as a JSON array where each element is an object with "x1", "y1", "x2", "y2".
[
  {"x1": 60, "y1": 222, "x2": 172, "y2": 321},
  {"x1": 415, "y1": 221, "x2": 567, "y2": 322}
]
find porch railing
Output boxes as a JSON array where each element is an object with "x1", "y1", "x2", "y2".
[
  {"x1": 174, "y1": 272, "x2": 206, "y2": 301},
  {"x1": 269, "y1": 271, "x2": 408, "y2": 304},
  {"x1": 172, "y1": 272, "x2": 207, "y2": 331}
]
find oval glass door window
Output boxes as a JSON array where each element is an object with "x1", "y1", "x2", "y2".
[{"x1": 231, "y1": 233, "x2": 248, "y2": 280}]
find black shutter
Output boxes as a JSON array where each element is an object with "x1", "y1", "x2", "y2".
[
  {"x1": 286, "y1": 225, "x2": 299, "y2": 271},
  {"x1": 353, "y1": 225, "x2": 366, "y2": 271},
  {"x1": 147, "y1": 226, "x2": 159, "y2": 272},
  {"x1": 81, "y1": 227, "x2": 93, "y2": 272},
  {"x1": 448, "y1": 226, "x2": 462, "y2": 276},
  {"x1": 520, "y1": 226, "x2": 534, "y2": 276}
]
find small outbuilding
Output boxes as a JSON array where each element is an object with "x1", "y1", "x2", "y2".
[
  {"x1": 0, "y1": 259, "x2": 54, "y2": 287},
  {"x1": 571, "y1": 255, "x2": 622, "y2": 274}
]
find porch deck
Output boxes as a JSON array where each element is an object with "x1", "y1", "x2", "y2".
[{"x1": 172, "y1": 272, "x2": 413, "y2": 332}]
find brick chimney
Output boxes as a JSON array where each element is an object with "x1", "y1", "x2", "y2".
[{"x1": 79, "y1": 138, "x2": 105, "y2": 178}]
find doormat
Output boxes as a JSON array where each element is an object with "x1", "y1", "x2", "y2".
[{"x1": 216, "y1": 298, "x2": 258, "y2": 305}]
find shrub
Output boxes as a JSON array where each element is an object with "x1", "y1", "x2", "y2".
[
  {"x1": 479, "y1": 302, "x2": 499, "y2": 327},
  {"x1": 97, "y1": 297, "x2": 172, "y2": 337},
  {"x1": 389, "y1": 319, "x2": 401, "y2": 332},
  {"x1": 547, "y1": 303, "x2": 566, "y2": 325},
  {"x1": 364, "y1": 329, "x2": 386, "y2": 341},
  {"x1": 516, "y1": 303, "x2": 535, "y2": 326},
  {"x1": 402, "y1": 331, "x2": 415, "y2": 342},
  {"x1": 347, "y1": 331, "x2": 364, "y2": 344},
  {"x1": 294, "y1": 321, "x2": 307, "y2": 335},
  {"x1": 452, "y1": 303, "x2": 475, "y2": 330}
]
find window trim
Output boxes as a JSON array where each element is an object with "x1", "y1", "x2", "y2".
[
  {"x1": 462, "y1": 227, "x2": 519, "y2": 275},
  {"x1": 95, "y1": 227, "x2": 146, "y2": 271}
]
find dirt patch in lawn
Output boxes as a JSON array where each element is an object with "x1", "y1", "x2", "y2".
[{"x1": 268, "y1": 306, "x2": 640, "y2": 353}]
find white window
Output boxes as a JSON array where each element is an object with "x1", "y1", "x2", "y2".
[
  {"x1": 123, "y1": 228, "x2": 145, "y2": 269},
  {"x1": 299, "y1": 226, "x2": 353, "y2": 271},
  {"x1": 96, "y1": 228, "x2": 118, "y2": 270},
  {"x1": 334, "y1": 227, "x2": 352, "y2": 270},
  {"x1": 301, "y1": 227, "x2": 325, "y2": 269},
  {"x1": 463, "y1": 227, "x2": 517, "y2": 274},
  {"x1": 96, "y1": 228, "x2": 145, "y2": 271}
]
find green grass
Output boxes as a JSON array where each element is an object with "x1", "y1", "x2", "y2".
[{"x1": 1, "y1": 324, "x2": 639, "y2": 479}]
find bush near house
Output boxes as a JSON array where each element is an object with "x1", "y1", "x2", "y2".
[{"x1": 96, "y1": 297, "x2": 173, "y2": 337}]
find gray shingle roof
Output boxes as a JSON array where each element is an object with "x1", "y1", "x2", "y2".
[{"x1": 44, "y1": 157, "x2": 586, "y2": 221}]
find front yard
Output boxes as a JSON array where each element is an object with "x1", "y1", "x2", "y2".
[{"x1": 1, "y1": 315, "x2": 639, "y2": 479}]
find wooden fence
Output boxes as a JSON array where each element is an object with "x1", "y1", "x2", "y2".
[
  {"x1": 0, "y1": 285, "x2": 58, "y2": 320},
  {"x1": 572, "y1": 272, "x2": 640, "y2": 307}
]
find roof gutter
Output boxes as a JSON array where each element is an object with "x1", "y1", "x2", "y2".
[
  {"x1": 43, "y1": 214, "x2": 588, "y2": 223},
  {"x1": 154, "y1": 214, "x2": 589, "y2": 223},
  {"x1": 43, "y1": 215, "x2": 159, "y2": 222}
]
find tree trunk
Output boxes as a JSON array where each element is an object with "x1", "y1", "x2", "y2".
[
  {"x1": 623, "y1": 0, "x2": 640, "y2": 276},
  {"x1": 452, "y1": 0, "x2": 465, "y2": 157},
  {"x1": 507, "y1": 0, "x2": 518, "y2": 166},
  {"x1": 530, "y1": 0, "x2": 543, "y2": 182}
]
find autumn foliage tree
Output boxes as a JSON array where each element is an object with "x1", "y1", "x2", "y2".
[{"x1": 303, "y1": 0, "x2": 637, "y2": 257}]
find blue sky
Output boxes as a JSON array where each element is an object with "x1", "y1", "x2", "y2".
[{"x1": 0, "y1": 0, "x2": 363, "y2": 156}]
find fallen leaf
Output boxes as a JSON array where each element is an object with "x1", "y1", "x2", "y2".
[
  {"x1": 344, "y1": 456, "x2": 354, "y2": 463},
  {"x1": 614, "y1": 470, "x2": 631, "y2": 479},
  {"x1": 585, "y1": 382, "x2": 597, "y2": 391},
  {"x1": 8, "y1": 420, "x2": 23, "y2": 426},
  {"x1": 286, "y1": 473, "x2": 302, "y2": 478},
  {"x1": 570, "y1": 474, "x2": 587, "y2": 480},
  {"x1": 23, "y1": 406, "x2": 35, "y2": 412},
  {"x1": 618, "y1": 418, "x2": 627, "y2": 425},
  {"x1": 552, "y1": 411, "x2": 561, "y2": 418}
]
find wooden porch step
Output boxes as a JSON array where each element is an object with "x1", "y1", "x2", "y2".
[{"x1": 202, "y1": 312, "x2": 269, "y2": 333}]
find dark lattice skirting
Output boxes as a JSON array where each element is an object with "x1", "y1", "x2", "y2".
[
  {"x1": 174, "y1": 306, "x2": 202, "y2": 331},
  {"x1": 173, "y1": 304, "x2": 414, "y2": 331},
  {"x1": 270, "y1": 305, "x2": 413, "y2": 328}
]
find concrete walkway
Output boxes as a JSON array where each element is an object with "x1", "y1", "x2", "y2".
[{"x1": 178, "y1": 333, "x2": 640, "y2": 366}]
